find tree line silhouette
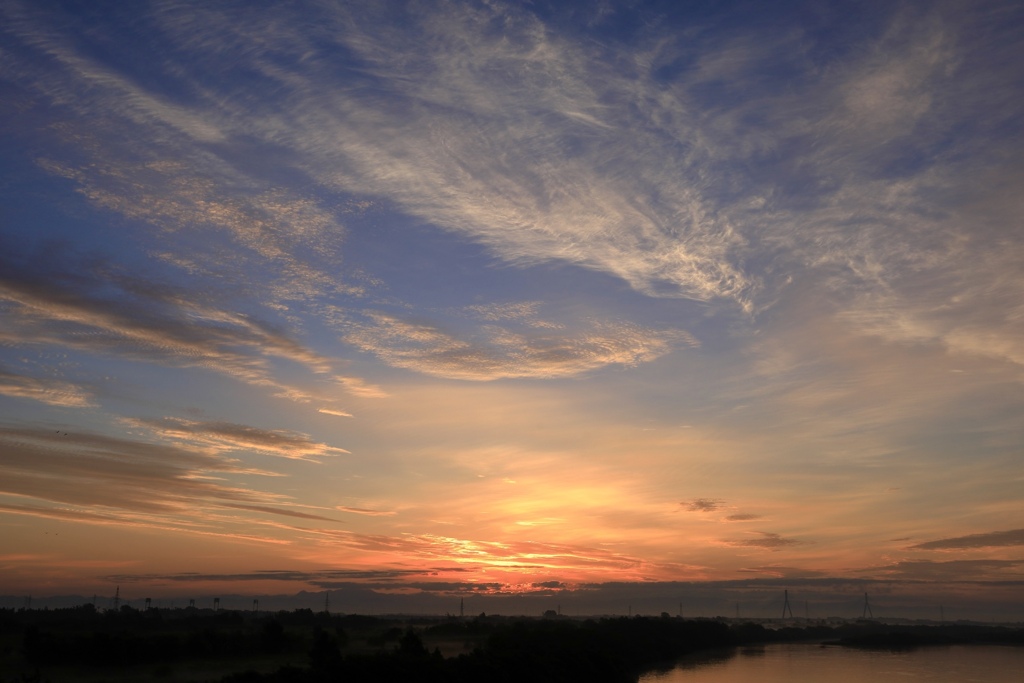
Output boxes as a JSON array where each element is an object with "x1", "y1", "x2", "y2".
[{"x1": 2, "y1": 604, "x2": 1022, "y2": 683}]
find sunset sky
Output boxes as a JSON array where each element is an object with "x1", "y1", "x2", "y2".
[{"x1": 2, "y1": 0, "x2": 1023, "y2": 620}]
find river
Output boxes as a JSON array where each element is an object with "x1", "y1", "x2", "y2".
[{"x1": 640, "y1": 643, "x2": 1024, "y2": 682}]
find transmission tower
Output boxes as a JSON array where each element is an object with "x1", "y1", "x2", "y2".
[
  {"x1": 781, "y1": 590, "x2": 793, "y2": 619},
  {"x1": 862, "y1": 592, "x2": 873, "y2": 619}
]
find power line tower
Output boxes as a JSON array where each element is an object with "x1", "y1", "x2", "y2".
[
  {"x1": 781, "y1": 590, "x2": 794, "y2": 619},
  {"x1": 113, "y1": 586, "x2": 120, "y2": 611},
  {"x1": 214, "y1": 597, "x2": 220, "y2": 611},
  {"x1": 862, "y1": 592, "x2": 873, "y2": 619},
  {"x1": 324, "y1": 592, "x2": 330, "y2": 614},
  {"x1": 253, "y1": 599, "x2": 259, "y2": 614}
]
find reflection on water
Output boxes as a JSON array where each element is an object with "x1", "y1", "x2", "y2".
[{"x1": 640, "y1": 643, "x2": 1024, "y2": 682}]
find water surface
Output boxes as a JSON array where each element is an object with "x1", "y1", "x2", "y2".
[{"x1": 640, "y1": 643, "x2": 1024, "y2": 682}]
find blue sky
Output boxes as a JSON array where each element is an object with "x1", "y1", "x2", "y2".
[{"x1": 1, "y1": 0, "x2": 1023, "y2": 619}]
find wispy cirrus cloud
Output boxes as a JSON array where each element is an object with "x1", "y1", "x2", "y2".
[
  {"x1": 0, "y1": 0, "x2": 354, "y2": 307},
  {"x1": 684, "y1": 499, "x2": 724, "y2": 512},
  {"x1": 463, "y1": 302, "x2": 563, "y2": 330},
  {"x1": 102, "y1": 567, "x2": 465, "y2": 585},
  {"x1": 737, "y1": 565, "x2": 824, "y2": 579},
  {"x1": 726, "y1": 513, "x2": 762, "y2": 522},
  {"x1": 336, "y1": 506, "x2": 396, "y2": 517},
  {"x1": 5, "y1": 0, "x2": 1020, "y2": 367},
  {"x1": 333, "y1": 376, "x2": 389, "y2": 399},
  {"x1": 344, "y1": 310, "x2": 689, "y2": 380},
  {"x1": 0, "y1": 426, "x2": 336, "y2": 533},
  {"x1": 723, "y1": 532, "x2": 802, "y2": 550},
  {"x1": 0, "y1": 366, "x2": 95, "y2": 408},
  {"x1": 5, "y1": 1, "x2": 1020, "y2": 325},
  {"x1": 859, "y1": 559, "x2": 1024, "y2": 582},
  {"x1": 303, "y1": 528, "x2": 643, "y2": 579},
  {"x1": 318, "y1": 408, "x2": 354, "y2": 418},
  {"x1": 2, "y1": 0, "x2": 750, "y2": 305},
  {"x1": 213, "y1": 503, "x2": 339, "y2": 523},
  {"x1": 99, "y1": 567, "x2": 587, "y2": 597},
  {"x1": 34, "y1": 154, "x2": 354, "y2": 305},
  {"x1": 0, "y1": 245, "x2": 335, "y2": 400},
  {"x1": 123, "y1": 417, "x2": 348, "y2": 461},
  {"x1": 910, "y1": 529, "x2": 1024, "y2": 551},
  {"x1": 0, "y1": 502, "x2": 292, "y2": 546}
]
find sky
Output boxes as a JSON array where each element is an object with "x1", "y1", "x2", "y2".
[{"x1": 1, "y1": 0, "x2": 1023, "y2": 621}]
